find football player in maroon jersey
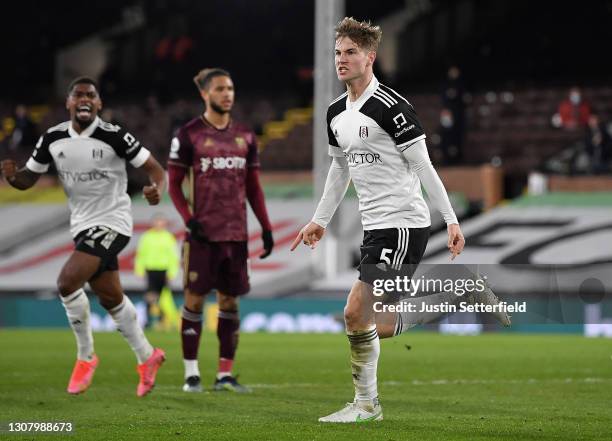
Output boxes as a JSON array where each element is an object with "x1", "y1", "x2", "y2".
[{"x1": 167, "y1": 68, "x2": 273, "y2": 393}]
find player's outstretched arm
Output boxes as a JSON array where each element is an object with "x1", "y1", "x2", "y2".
[
  {"x1": 140, "y1": 156, "x2": 166, "y2": 205},
  {"x1": 0, "y1": 160, "x2": 40, "y2": 190},
  {"x1": 401, "y1": 139, "x2": 465, "y2": 259},
  {"x1": 291, "y1": 156, "x2": 350, "y2": 251}
]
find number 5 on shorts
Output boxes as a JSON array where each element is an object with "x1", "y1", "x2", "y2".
[{"x1": 380, "y1": 248, "x2": 394, "y2": 265}]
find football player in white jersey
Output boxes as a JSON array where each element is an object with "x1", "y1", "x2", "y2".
[
  {"x1": 1, "y1": 77, "x2": 166, "y2": 397},
  {"x1": 291, "y1": 18, "x2": 509, "y2": 423}
]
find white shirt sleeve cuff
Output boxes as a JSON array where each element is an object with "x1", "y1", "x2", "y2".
[
  {"x1": 26, "y1": 157, "x2": 49, "y2": 173},
  {"x1": 130, "y1": 148, "x2": 151, "y2": 168},
  {"x1": 328, "y1": 144, "x2": 344, "y2": 157}
]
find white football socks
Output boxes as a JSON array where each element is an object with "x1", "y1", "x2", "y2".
[
  {"x1": 184, "y1": 359, "x2": 200, "y2": 379},
  {"x1": 109, "y1": 295, "x2": 153, "y2": 364},
  {"x1": 347, "y1": 326, "x2": 380, "y2": 407},
  {"x1": 60, "y1": 288, "x2": 95, "y2": 361}
]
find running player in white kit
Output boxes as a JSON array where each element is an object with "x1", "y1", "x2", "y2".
[
  {"x1": 292, "y1": 18, "x2": 509, "y2": 423},
  {"x1": 1, "y1": 77, "x2": 166, "y2": 397}
]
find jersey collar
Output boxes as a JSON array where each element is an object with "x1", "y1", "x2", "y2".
[
  {"x1": 201, "y1": 115, "x2": 232, "y2": 131},
  {"x1": 68, "y1": 116, "x2": 100, "y2": 138},
  {"x1": 346, "y1": 76, "x2": 379, "y2": 111}
]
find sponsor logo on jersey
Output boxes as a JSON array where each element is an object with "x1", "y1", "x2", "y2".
[
  {"x1": 169, "y1": 137, "x2": 180, "y2": 159},
  {"x1": 204, "y1": 138, "x2": 215, "y2": 148},
  {"x1": 344, "y1": 152, "x2": 383, "y2": 165},
  {"x1": 92, "y1": 149, "x2": 103, "y2": 159},
  {"x1": 393, "y1": 112, "x2": 407, "y2": 128},
  {"x1": 57, "y1": 170, "x2": 110, "y2": 183},
  {"x1": 395, "y1": 124, "x2": 415, "y2": 138},
  {"x1": 392, "y1": 112, "x2": 416, "y2": 138},
  {"x1": 359, "y1": 126, "x2": 369, "y2": 139},
  {"x1": 201, "y1": 158, "x2": 212, "y2": 172},
  {"x1": 58, "y1": 151, "x2": 66, "y2": 159},
  {"x1": 200, "y1": 156, "x2": 247, "y2": 172},
  {"x1": 123, "y1": 132, "x2": 137, "y2": 147},
  {"x1": 235, "y1": 137, "x2": 247, "y2": 149},
  {"x1": 123, "y1": 132, "x2": 141, "y2": 155},
  {"x1": 125, "y1": 141, "x2": 140, "y2": 155}
]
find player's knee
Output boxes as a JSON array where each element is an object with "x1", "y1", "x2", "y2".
[
  {"x1": 184, "y1": 291, "x2": 204, "y2": 313},
  {"x1": 57, "y1": 274, "x2": 80, "y2": 297},
  {"x1": 218, "y1": 293, "x2": 238, "y2": 311},
  {"x1": 344, "y1": 303, "x2": 362, "y2": 328},
  {"x1": 98, "y1": 292, "x2": 123, "y2": 310}
]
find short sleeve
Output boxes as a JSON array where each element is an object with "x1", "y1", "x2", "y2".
[
  {"x1": 168, "y1": 127, "x2": 193, "y2": 168},
  {"x1": 246, "y1": 132, "x2": 260, "y2": 168},
  {"x1": 26, "y1": 134, "x2": 53, "y2": 173},
  {"x1": 380, "y1": 101, "x2": 426, "y2": 152},
  {"x1": 111, "y1": 127, "x2": 150, "y2": 167}
]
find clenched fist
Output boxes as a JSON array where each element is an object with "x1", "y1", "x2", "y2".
[
  {"x1": 0, "y1": 159, "x2": 18, "y2": 183},
  {"x1": 143, "y1": 183, "x2": 161, "y2": 205}
]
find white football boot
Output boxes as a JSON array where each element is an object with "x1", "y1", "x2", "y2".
[
  {"x1": 469, "y1": 272, "x2": 512, "y2": 327},
  {"x1": 318, "y1": 399, "x2": 383, "y2": 423}
]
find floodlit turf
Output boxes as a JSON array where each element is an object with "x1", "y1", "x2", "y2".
[{"x1": 0, "y1": 330, "x2": 610, "y2": 440}]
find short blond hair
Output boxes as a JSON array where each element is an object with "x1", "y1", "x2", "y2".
[{"x1": 335, "y1": 17, "x2": 382, "y2": 51}]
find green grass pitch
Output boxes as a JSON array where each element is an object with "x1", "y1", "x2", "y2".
[{"x1": 0, "y1": 330, "x2": 610, "y2": 440}]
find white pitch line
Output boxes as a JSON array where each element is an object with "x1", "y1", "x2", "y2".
[
  {"x1": 385, "y1": 377, "x2": 612, "y2": 386},
  {"x1": 7, "y1": 377, "x2": 610, "y2": 389}
]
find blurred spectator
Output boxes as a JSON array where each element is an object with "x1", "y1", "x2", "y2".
[
  {"x1": 99, "y1": 45, "x2": 122, "y2": 102},
  {"x1": 145, "y1": 95, "x2": 162, "y2": 118},
  {"x1": 169, "y1": 99, "x2": 192, "y2": 138},
  {"x1": 552, "y1": 86, "x2": 591, "y2": 130},
  {"x1": 434, "y1": 108, "x2": 463, "y2": 165},
  {"x1": 295, "y1": 66, "x2": 314, "y2": 107},
  {"x1": 441, "y1": 65, "x2": 468, "y2": 161},
  {"x1": 152, "y1": 20, "x2": 195, "y2": 104},
  {"x1": 9, "y1": 104, "x2": 38, "y2": 153},
  {"x1": 100, "y1": 108, "x2": 121, "y2": 125},
  {"x1": 584, "y1": 114, "x2": 611, "y2": 174}
]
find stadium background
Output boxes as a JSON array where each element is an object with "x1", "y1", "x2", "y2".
[{"x1": 1, "y1": 1, "x2": 611, "y2": 439}]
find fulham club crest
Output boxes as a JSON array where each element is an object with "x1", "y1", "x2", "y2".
[{"x1": 359, "y1": 126, "x2": 369, "y2": 139}]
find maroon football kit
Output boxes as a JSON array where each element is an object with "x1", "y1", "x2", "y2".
[{"x1": 168, "y1": 116, "x2": 271, "y2": 296}]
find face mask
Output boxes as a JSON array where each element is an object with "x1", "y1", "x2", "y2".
[{"x1": 570, "y1": 93, "x2": 581, "y2": 105}]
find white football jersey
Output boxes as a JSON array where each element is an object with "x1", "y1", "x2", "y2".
[
  {"x1": 26, "y1": 117, "x2": 150, "y2": 237},
  {"x1": 327, "y1": 76, "x2": 430, "y2": 230}
]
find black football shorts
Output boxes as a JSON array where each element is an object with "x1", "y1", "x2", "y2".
[
  {"x1": 146, "y1": 270, "x2": 167, "y2": 293},
  {"x1": 74, "y1": 226, "x2": 130, "y2": 278},
  {"x1": 358, "y1": 226, "x2": 430, "y2": 299}
]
